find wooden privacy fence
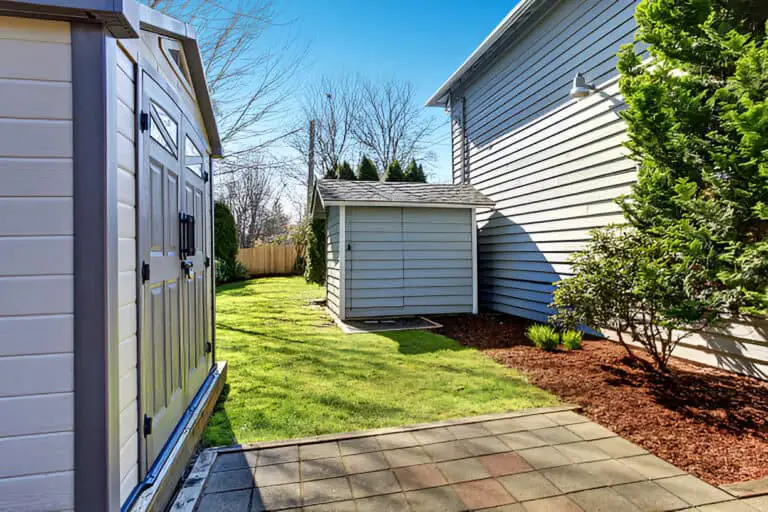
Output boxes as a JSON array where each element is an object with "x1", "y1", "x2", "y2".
[{"x1": 237, "y1": 245, "x2": 300, "y2": 276}]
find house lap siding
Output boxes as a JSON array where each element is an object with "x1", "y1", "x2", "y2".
[
  {"x1": 453, "y1": 0, "x2": 768, "y2": 379},
  {"x1": 0, "y1": 17, "x2": 75, "y2": 511},
  {"x1": 345, "y1": 207, "x2": 473, "y2": 318},
  {"x1": 326, "y1": 206, "x2": 341, "y2": 316}
]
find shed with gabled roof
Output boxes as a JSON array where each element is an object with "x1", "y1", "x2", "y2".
[{"x1": 311, "y1": 180, "x2": 494, "y2": 320}]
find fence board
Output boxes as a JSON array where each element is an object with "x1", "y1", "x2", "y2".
[{"x1": 237, "y1": 245, "x2": 300, "y2": 276}]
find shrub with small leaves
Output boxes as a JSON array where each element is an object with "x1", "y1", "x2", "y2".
[
  {"x1": 215, "y1": 258, "x2": 249, "y2": 284},
  {"x1": 526, "y1": 324, "x2": 559, "y2": 351},
  {"x1": 561, "y1": 330, "x2": 583, "y2": 351}
]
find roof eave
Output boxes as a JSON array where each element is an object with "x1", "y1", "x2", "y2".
[
  {"x1": 322, "y1": 200, "x2": 494, "y2": 209},
  {"x1": 425, "y1": 0, "x2": 548, "y2": 108},
  {"x1": 139, "y1": 3, "x2": 223, "y2": 157},
  {"x1": 0, "y1": 0, "x2": 141, "y2": 37}
]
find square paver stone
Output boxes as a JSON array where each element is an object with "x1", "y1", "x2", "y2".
[
  {"x1": 376, "y1": 432, "x2": 419, "y2": 450},
  {"x1": 498, "y1": 472, "x2": 561, "y2": 502},
  {"x1": 205, "y1": 468, "x2": 256, "y2": 494},
  {"x1": 517, "y1": 446, "x2": 572, "y2": 470},
  {"x1": 484, "y1": 415, "x2": 558, "y2": 435},
  {"x1": 587, "y1": 437, "x2": 647, "y2": 458},
  {"x1": 214, "y1": 451, "x2": 259, "y2": 472},
  {"x1": 480, "y1": 505, "x2": 525, "y2": 512},
  {"x1": 254, "y1": 462, "x2": 300, "y2": 487},
  {"x1": 423, "y1": 440, "x2": 474, "y2": 462},
  {"x1": 198, "y1": 489, "x2": 252, "y2": 512},
  {"x1": 655, "y1": 475, "x2": 733, "y2": 506},
  {"x1": 543, "y1": 411, "x2": 589, "y2": 426},
  {"x1": 447, "y1": 422, "x2": 491, "y2": 439},
  {"x1": 437, "y1": 457, "x2": 491, "y2": 483},
  {"x1": 618, "y1": 454, "x2": 686, "y2": 480},
  {"x1": 257, "y1": 446, "x2": 299, "y2": 466},
  {"x1": 338, "y1": 437, "x2": 380, "y2": 456},
  {"x1": 302, "y1": 500, "x2": 357, "y2": 512},
  {"x1": 300, "y1": 442, "x2": 340, "y2": 461},
  {"x1": 569, "y1": 487, "x2": 641, "y2": 512},
  {"x1": 521, "y1": 495, "x2": 584, "y2": 512},
  {"x1": 302, "y1": 477, "x2": 353, "y2": 506},
  {"x1": 478, "y1": 452, "x2": 532, "y2": 477},
  {"x1": 393, "y1": 463, "x2": 447, "y2": 490},
  {"x1": 554, "y1": 441, "x2": 611, "y2": 463},
  {"x1": 613, "y1": 481, "x2": 690, "y2": 511},
  {"x1": 354, "y1": 493, "x2": 410, "y2": 512},
  {"x1": 348, "y1": 469, "x2": 400, "y2": 498},
  {"x1": 541, "y1": 464, "x2": 603, "y2": 493},
  {"x1": 405, "y1": 486, "x2": 466, "y2": 512},
  {"x1": 342, "y1": 451, "x2": 389, "y2": 474},
  {"x1": 461, "y1": 435, "x2": 510, "y2": 456},
  {"x1": 453, "y1": 478, "x2": 516, "y2": 509},
  {"x1": 579, "y1": 459, "x2": 646, "y2": 487},
  {"x1": 744, "y1": 496, "x2": 768, "y2": 512},
  {"x1": 383, "y1": 446, "x2": 430, "y2": 467},
  {"x1": 532, "y1": 426, "x2": 583, "y2": 445},
  {"x1": 699, "y1": 501, "x2": 761, "y2": 512},
  {"x1": 565, "y1": 422, "x2": 616, "y2": 441},
  {"x1": 499, "y1": 431, "x2": 549, "y2": 451},
  {"x1": 413, "y1": 427, "x2": 455, "y2": 445},
  {"x1": 301, "y1": 458, "x2": 347, "y2": 481},
  {"x1": 251, "y1": 483, "x2": 301, "y2": 511}
]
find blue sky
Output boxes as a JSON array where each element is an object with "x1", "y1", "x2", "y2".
[{"x1": 260, "y1": 1, "x2": 517, "y2": 184}]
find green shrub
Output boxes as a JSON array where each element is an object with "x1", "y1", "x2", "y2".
[
  {"x1": 525, "y1": 324, "x2": 559, "y2": 351},
  {"x1": 215, "y1": 258, "x2": 248, "y2": 284},
  {"x1": 383, "y1": 159, "x2": 406, "y2": 182},
  {"x1": 304, "y1": 217, "x2": 326, "y2": 285},
  {"x1": 337, "y1": 161, "x2": 356, "y2": 180},
  {"x1": 561, "y1": 330, "x2": 583, "y2": 351},
  {"x1": 214, "y1": 202, "x2": 238, "y2": 265},
  {"x1": 356, "y1": 156, "x2": 379, "y2": 181}
]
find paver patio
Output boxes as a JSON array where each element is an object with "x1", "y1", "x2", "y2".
[{"x1": 173, "y1": 406, "x2": 765, "y2": 511}]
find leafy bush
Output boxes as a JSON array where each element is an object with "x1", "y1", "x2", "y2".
[
  {"x1": 214, "y1": 202, "x2": 238, "y2": 265},
  {"x1": 552, "y1": 226, "x2": 717, "y2": 371},
  {"x1": 525, "y1": 324, "x2": 559, "y2": 351},
  {"x1": 304, "y1": 217, "x2": 326, "y2": 285},
  {"x1": 561, "y1": 330, "x2": 583, "y2": 351},
  {"x1": 616, "y1": 0, "x2": 768, "y2": 315},
  {"x1": 215, "y1": 258, "x2": 248, "y2": 284}
]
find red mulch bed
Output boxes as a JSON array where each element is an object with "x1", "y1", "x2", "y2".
[{"x1": 437, "y1": 313, "x2": 768, "y2": 486}]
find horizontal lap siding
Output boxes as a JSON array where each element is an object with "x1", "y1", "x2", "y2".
[
  {"x1": 115, "y1": 42, "x2": 139, "y2": 504},
  {"x1": 326, "y1": 206, "x2": 341, "y2": 316},
  {"x1": 454, "y1": 0, "x2": 768, "y2": 378},
  {"x1": 0, "y1": 17, "x2": 74, "y2": 511}
]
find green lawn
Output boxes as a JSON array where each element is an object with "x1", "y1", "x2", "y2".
[{"x1": 204, "y1": 276, "x2": 557, "y2": 446}]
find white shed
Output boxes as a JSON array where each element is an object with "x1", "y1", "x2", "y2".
[
  {"x1": 311, "y1": 180, "x2": 494, "y2": 320},
  {"x1": 0, "y1": 2, "x2": 225, "y2": 511}
]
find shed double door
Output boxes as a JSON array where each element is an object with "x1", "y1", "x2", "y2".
[{"x1": 139, "y1": 73, "x2": 212, "y2": 472}]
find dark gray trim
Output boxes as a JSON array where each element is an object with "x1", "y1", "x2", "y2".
[
  {"x1": 0, "y1": 0, "x2": 139, "y2": 37},
  {"x1": 209, "y1": 154, "x2": 216, "y2": 365},
  {"x1": 72, "y1": 22, "x2": 120, "y2": 512}
]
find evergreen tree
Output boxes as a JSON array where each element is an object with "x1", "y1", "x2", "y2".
[
  {"x1": 214, "y1": 201, "x2": 238, "y2": 264},
  {"x1": 404, "y1": 159, "x2": 427, "y2": 182},
  {"x1": 356, "y1": 156, "x2": 380, "y2": 181},
  {"x1": 337, "y1": 160, "x2": 356, "y2": 180},
  {"x1": 616, "y1": 0, "x2": 768, "y2": 314},
  {"x1": 383, "y1": 159, "x2": 406, "y2": 182},
  {"x1": 323, "y1": 165, "x2": 337, "y2": 179}
]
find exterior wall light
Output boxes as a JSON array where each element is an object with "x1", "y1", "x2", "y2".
[{"x1": 569, "y1": 72, "x2": 596, "y2": 99}]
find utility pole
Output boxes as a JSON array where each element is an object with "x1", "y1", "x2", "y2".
[{"x1": 307, "y1": 119, "x2": 315, "y2": 207}]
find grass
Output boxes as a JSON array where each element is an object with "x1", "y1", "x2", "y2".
[{"x1": 204, "y1": 276, "x2": 558, "y2": 446}]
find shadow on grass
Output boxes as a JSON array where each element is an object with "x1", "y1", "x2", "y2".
[
  {"x1": 204, "y1": 384, "x2": 236, "y2": 447},
  {"x1": 383, "y1": 330, "x2": 470, "y2": 355}
]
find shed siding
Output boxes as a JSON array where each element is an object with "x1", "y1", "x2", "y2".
[
  {"x1": 454, "y1": 0, "x2": 768, "y2": 378},
  {"x1": 326, "y1": 206, "x2": 341, "y2": 317},
  {"x1": 0, "y1": 17, "x2": 74, "y2": 511},
  {"x1": 345, "y1": 207, "x2": 473, "y2": 318},
  {"x1": 115, "y1": 41, "x2": 139, "y2": 503}
]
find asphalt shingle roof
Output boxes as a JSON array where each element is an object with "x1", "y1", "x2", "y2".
[{"x1": 316, "y1": 180, "x2": 494, "y2": 207}]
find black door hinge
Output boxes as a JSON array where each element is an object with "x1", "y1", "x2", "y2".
[
  {"x1": 205, "y1": 256, "x2": 211, "y2": 268},
  {"x1": 206, "y1": 341, "x2": 212, "y2": 353},
  {"x1": 140, "y1": 111, "x2": 150, "y2": 132},
  {"x1": 143, "y1": 414, "x2": 152, "y2": 437},
  {"x1": 141, "y1": 261, "x2": 150, "y2": 283},
  {"x1": 203, "y1": 171, "x2": 209, "y2": 183}
]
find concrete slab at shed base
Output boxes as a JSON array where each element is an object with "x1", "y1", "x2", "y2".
[{"x1": 130, "y1": 361, "x2": 227, "y2": 512}]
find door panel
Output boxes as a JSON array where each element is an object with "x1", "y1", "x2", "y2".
[{"x1": 140, "y1": 72, "x2": 212, "y2": 472}]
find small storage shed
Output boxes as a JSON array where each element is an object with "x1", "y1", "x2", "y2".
[
  {"x1": 0, "y1": 2, "x2": 224, "y2": 511},
  {"x1": 311, "y1": 180, "x2": 494, "y2": 320}
]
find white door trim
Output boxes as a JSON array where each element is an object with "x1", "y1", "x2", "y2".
[{"x1": 339, "y1": 205, "x2": 347, "y2": 320}]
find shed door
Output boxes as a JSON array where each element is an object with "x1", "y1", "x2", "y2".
[{"x1": 139, "y1": 73, "x2": 211, "y2": 472}]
